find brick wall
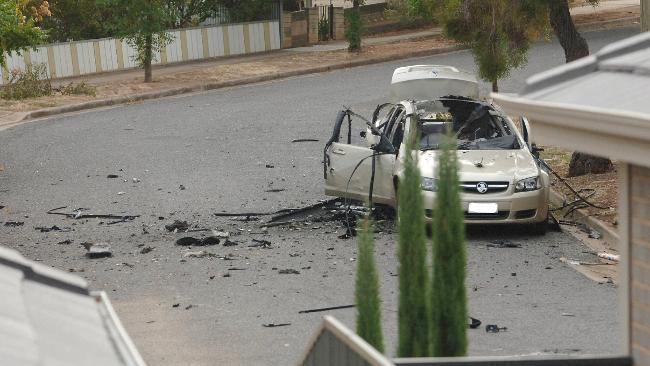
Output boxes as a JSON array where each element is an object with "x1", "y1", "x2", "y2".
[{"x1": 631, "y1": 164, "x2": 650, "y2": 364}]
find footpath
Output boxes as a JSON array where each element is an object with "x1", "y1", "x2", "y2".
[
  {"x1": 0, "y1": 0, "x2": 640, "y2": 130},
  {"x1": 0, "y1": 0, "x2": 640, "y2": 129}
]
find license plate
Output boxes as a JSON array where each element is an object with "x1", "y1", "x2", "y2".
[{"x1": 468, "y1": 202, "x2": 498, "y2": 214}]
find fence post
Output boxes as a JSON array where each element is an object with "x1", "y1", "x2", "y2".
[
  {"x1": 333, "y1": 7, "x2": 345, "y2": 40},
  {"x1": 307, "y1": 7, "x2": 319, "y2": 44}
]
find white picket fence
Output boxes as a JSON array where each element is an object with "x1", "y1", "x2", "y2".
[{"x1": 0, "y1": 20, "x2": 280, "y2": 85}]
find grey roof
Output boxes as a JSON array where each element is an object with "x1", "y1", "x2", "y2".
[
  {"x1": 0, "y1": 246, "x2": 145, "y2": 366},
  {"x1": 518, "y1": 32, "x2": 650, "y2": 116}
]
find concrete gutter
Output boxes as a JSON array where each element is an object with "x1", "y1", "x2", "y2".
[
  {"x1": 0, "y1": 45, "x2": 464, "y2": 129},
  {"x1": 550, "y1": 189, "x2": 619, "y2": 249}
]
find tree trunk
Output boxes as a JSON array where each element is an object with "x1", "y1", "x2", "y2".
[
  {"x1": 491, "y1": 80, "x2": 498, "y2": 93},
  {"x1": 549, "y1": 0, "x2": 613, "y2": 176},
  {"x1": 144, "y1": 34, "x2": 153, "y2": 83},
  {"x1": 548, "y1": 0, "x2": 589, "y2": 62}
]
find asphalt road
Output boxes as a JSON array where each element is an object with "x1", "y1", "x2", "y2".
[{"x1": 0, "y1": 27, "x2": 636, "y2": 365}]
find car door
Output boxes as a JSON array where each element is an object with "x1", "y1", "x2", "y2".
[{"x1": 324, "y1": 111, "x2": 397, "y2": 205}]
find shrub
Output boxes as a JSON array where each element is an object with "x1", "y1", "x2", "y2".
[
  {"x1": 345, "y1": 5, "x2": 363, "y2": 51},
  {"x1": 0, "y1": 64, "x2": 52, "y2": 100},
  {"x1": 318, "y1": 16, "x2": 330, "y2": 41},
  {"x1": 355, "y1": 215, "x2": 384, "y2": 352},
  {"x1": 62, "y1": 81, "x2": 97, "y2": 97}
]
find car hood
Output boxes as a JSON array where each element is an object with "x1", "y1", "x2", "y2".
[{"x1": 417, "y1": 149, "x2": 539, "y2": 182}]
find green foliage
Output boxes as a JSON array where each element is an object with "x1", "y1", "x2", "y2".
[
  {"x1": 216, "y1": 0, "x2": 278, "y2": 23},
  {"x1": 38, "y1": 0, "x2": 113, "y2": 42},
  {"x1": 430, "y1": 132, "x2": 467, "y2": 356},
  {"x1": 0, "y1": 0, "x2": 48, "y2": 67},
  {"x1": 345, "y1": 0, "x2": 364, "y2": 52},
  {"x1": 397, "y1": 116, "x2": 430, "y2": 357},
  {"x1": 0, "y1": 63, "x2": 51, "y2": 100},
  {"x1": 385, "y1": 0, "x2": 427, "y2": 23},
  {"x1": 355, "y1": 215, "x2": 384, "y2": 353},
  {"x1": 318, "y1": 15, "x2": 330, "y2": 41},
  {"x1": 61, "y1": 81, "x2": 96, "y2": 97}
]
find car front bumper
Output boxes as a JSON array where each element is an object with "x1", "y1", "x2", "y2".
[{"x1": 423, "y1": 187, "x2": 549, "y2": 224}]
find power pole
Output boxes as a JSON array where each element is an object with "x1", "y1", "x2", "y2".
[{"x1": 641, "y1": 0, "x2": 650, "y2": 32}]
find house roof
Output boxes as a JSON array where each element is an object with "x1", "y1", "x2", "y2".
[
  {"x1": 0, "y1": 246, "x2": 146, "y2": 366},
  {"x1": 491, "y1": 32, "x2": 650, "y2": 167}
]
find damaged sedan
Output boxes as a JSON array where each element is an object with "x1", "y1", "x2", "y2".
[{"x1": 323, "y1": 65, "x2": 549, "y2": 234}]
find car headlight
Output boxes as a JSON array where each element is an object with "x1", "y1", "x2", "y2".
[
  {"x1": 421, "y1": 177, "x2": 438, "y2": 192},
  {"x1": 515, "y1": 176, "x2": 542, "y2": 192}
]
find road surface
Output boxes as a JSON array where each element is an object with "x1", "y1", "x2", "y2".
[{"x1": 0, "y1": 27, "x2": 635, "y2": 365}]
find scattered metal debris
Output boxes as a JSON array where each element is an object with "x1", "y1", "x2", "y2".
[
  {"x1": 265, "y1": 164, "x2": 275, "y2": 168},
  {"x1": 4, "y1": 221, "x2": 25, "y2": 227},
  {"x1": 172, "y1": 303, "x2": 180, "y2": 308},
  {"x1": 57, "y1": 239, "x2": 72, "y2": 245},
  {"x1": 212, "y1": 231, "x2": 230, "y2": 238},
  {"x1": 249, "y1": 239, "x2": 272, "y2": 249},
  {"x1": 140, "y1": 246, "x2": 154, "y2": 254},
  {"x1": 265, "y1": 189, "x2": 286, "y2": 193},
  {"x1": 485, "y1": 324, "x2": 507, "y2": 333},
  {"x1": 47, "y1": 206, "x2": 139, "y2": 221},
  {"x1": 165, "y1": 220, "x2": 189, "y2": 232},
  {"x1": 291, "y1": 138, "x2": 319, "y2": 143},
  {"x1": 278, "y1": 269, "x2": 300, "y2": 274},
  {"x1": 298, "y1": 304, "x2": 355, "y2": 314},
  {"x1": 81, "y1": 242, "x2": 112, "y2": 258},
  {"x1": 262, "y1": 323, "x2": 291, "y2": 328},
  {"x1": 469, "y1": 317, "x2": 482, "y2": 329},
  {"x1": 487, "y1": 240, "x2": 521, "y2": 248},
  {"x1": 183, "y1": 250, "x2": 217, "y2": 258},
  {"x1": 179, "y1": 185, "x2": 186, "y2": 190},
  {"x1": 107, "y1": 174, "x2": 119, "y2": 178},
  {"x1": 175, "y1": 236, "x2": 221, "y2": 246}
]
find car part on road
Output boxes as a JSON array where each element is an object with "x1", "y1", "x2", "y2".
[
  {"x1": 485, "y1": 324, "x2": 507, "y2": 333},
  {"x1": 35, "y1": 225, "x2": 71, "y2": 232},
  {"x1": 262, "y1": 323, "x2": 291, "y2": 328},
  {"x1": 140, "y1": 246, "x2": 154, "y2": 254},
  {"x1": 81, "y1": 242, "x2": 112, "y2": 258},
  {"x1": 175, "y1": 236, "x2": 220, "y2": 246},
  {"x1": 278, "y1": 269, "x2": 300, "y2": 274},
  {"x1": 4, "y1": 221, "x2": 24, "y2": 227},
  {"x1": 298, "y1": 304, "x2": 356, "y2": 314},
  {"x1": 292, "y1": 138, "x2": 319, "y2": 143},
  {"x1": 249, "y1": 239, "x2": 272, "y2": 248},
  {"x1": 47, "y1": 206, "x2": 139, "y2": 221},
  {"x1": 487, "y1": 240, "x2": 521, "y2": 248},
  {"x1": 469, "y1": 317, "x2": 482, "y2": 329},
  {"x1": 165, "y1": 220, "x2": 189, "y2": 232},
  {"x1": 107, "y1": 174, "x2": 119, "y2": 178}
]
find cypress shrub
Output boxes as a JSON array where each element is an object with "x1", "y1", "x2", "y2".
[
  {"x1": 430, "y1": 133, "x2": 468, "y2": 356},
  {"x1": 397, "y1": 123, "x2": 430, "y2": 357},
  {"x1": 355, "y1": 215, "x2": 384, "y2": 352}
]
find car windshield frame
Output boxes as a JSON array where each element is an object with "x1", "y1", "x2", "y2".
[{"x1": 414, "y1": 98, "x2": 521, "y2": 151}]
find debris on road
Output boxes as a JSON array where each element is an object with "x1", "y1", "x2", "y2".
[
  {"x1": 249, "y1": 239, "x2": 272, "y2": 249},
  {"x1": 262, "y1": 323, "x2": 291, "y2": 328},
  {"x1": 165, "y1": 220, "x2": 189, "y2": 232},
  {"x1": 175, "y1": 236, "x2": 221, "y2": 246},
  {"x1": 223, "y1": 239, "x2": 238, "y2": 246},
  {"x1": 183, "y1": 250, "x2": 217, "y2": 258},
  {"x1": 278, "y1": 269, "x2": 300, "y2": 274},
  {"x1": 47, "y1": 206, "x2": 139, "y2": 221},
  {"x1": 469, "y1": 317, "x2": 482, "y2": 329},
  {"x1": 487, "y1": 240, "x2": 521, "y2": 248},
  {"x1": 35, "y1": 225, "x2": 71, "y2": 232},
  {"x1": 117, "y1": 191, "x2": 126, "y2": 195},
  {"x1": 4, "y1": 221, "x2": 25, "y2": 227},
  {"x1": 140, "y1": 246, "x2": 154, "y2": 254},
  {"x1": 172, "y1": 303, "x2": 180, "y2": 308},
  {"x1": 212, "y1": 230, "x2": 230, "y2": 238},
  {"x1": 57, "y1": 239, "x2": 72, "y2": 245},
  {"x1": 298, "y1": 304, "x2": 355, "y2": 314},
  {"x1": 265, "y1": 189, "x2": 286, "y2": 193},
  {"x1": 485, "y1": 324, "x2": 507, "y2": 333},
  {"x1": 265, "y1": 164, "x2": 274, "y2": 168},
  {"x1": 588, "y1": 229, "x2": 602, "y2": 239},
  {"x1": 81, "y1": 242, "x2": 112, "y2": 258},
  {"x1": 107, "y1": 174, "x2": 119, "y2": 178},
  {"x1": 598, "y1": 252, "x2": 620, "y2": 262},
  {"x1": 291, "y1": 138, "x2": 319, "y2": 143}
]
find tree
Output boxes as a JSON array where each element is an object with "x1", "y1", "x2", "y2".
[
  {"x1": 346, "y1": 0, "x2": 364, "y2": 52},
  {"x1": 430, "y1": 133, "x2": 467, "y2": 356},
  {"x1": 38, "y1": 0, "x2": 113, "y2": 42},
  {"x1": 0, "y1": 0, "x2": 49, "y2": 67},
  {"x1": 545, "y1": 0, "x2": 613, "y2": 176},
  {"x1": 355, "y1": 215, "x2": 384, "y2": 352},
  {"x1": 105, "y1": 0, "x2": 174, "y2": 83},
  {"x1": 397, "y1": 115, "x2": 430, "y2": 357},
  {"x1": 432, "y1": 0, "x2": 547, "y2": 92}
]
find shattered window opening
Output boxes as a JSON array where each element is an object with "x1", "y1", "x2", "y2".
[{"x1": 415, "y1": 99, "x2": 521, "y2": 151}]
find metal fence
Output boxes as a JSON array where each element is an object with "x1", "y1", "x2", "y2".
[
  {"x1": 0, "y1": 20, "x2": 281, "y2": 84},
  {"x1": 201, "y1": 2, "x2": 281, "y2": 26}
]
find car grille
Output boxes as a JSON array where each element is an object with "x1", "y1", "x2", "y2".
[
  {"x1": 464, "y1": 211, "x2": 510, "y2": 220},
  {"x1": 461, "y1": 181, "x2": 509, "y2": 194}
]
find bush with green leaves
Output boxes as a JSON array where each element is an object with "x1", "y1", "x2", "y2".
[
  {"x1": 396, "y1": 119, "x2": 430, "y2": 357},
  {"x1": 61, "y1": 81, "x2": 96, "y2": 97},
  {"x1": 355, "y1": 215, "x2": 384, "y2": 352},
  {"x1": 345, "y1": 0, "x2": 364, "y2": 52},
  {"x1": 0, "y1": 64, "x2": 52, "y2": 100},
  {"x1": 430, "y1": 132, "x2": 467, "y2": 356}
]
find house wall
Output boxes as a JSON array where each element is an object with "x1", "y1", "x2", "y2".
[
  {"x1": 0, "y1": 20, "x2": 280, "y2": 85},
  {"x1": 630, "y1": 164, "x2": 650, "y2": 364}
]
